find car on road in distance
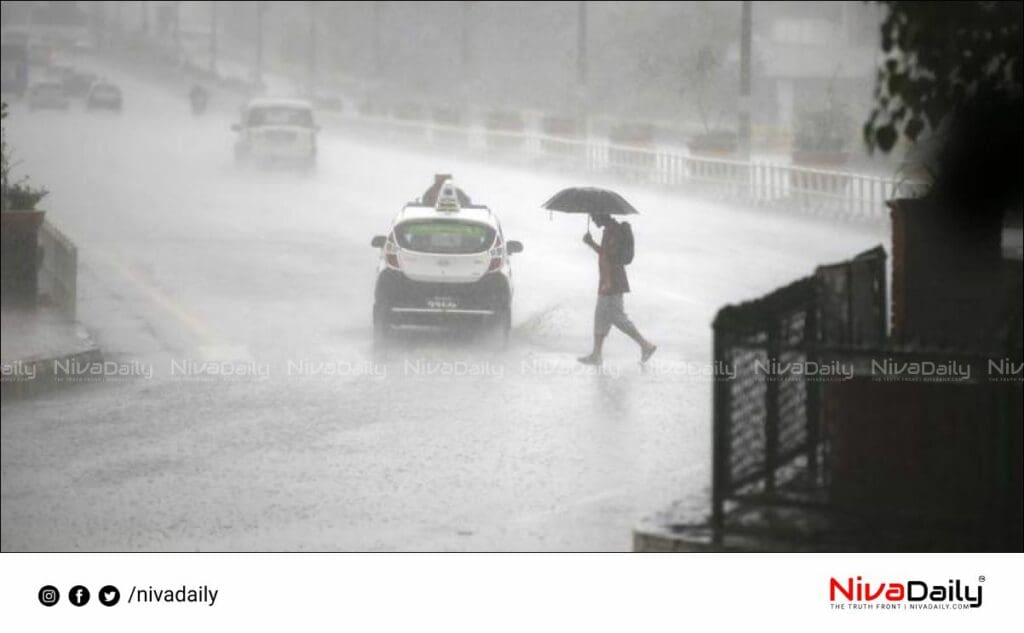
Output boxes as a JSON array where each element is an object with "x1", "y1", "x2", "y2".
[
  {"x1": 370, "y1": 182, "x2": 524, "y2": 344},
  {"x1": 232, "y1": 98, "x2": 318, "y2": 170},
  {"x1": 85, "y1": 81, "x2": 122, "y2": 111},
  {"x1": 27, "y1": 81, "x2": 69, "y2": 110},
  {"x1": 60, "y1": 68, "x2": 96, "y2": 98}
]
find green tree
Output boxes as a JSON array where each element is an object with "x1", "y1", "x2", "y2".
[{"x1": 865, "y1": 1, "x2": 1022, "y2": 152}]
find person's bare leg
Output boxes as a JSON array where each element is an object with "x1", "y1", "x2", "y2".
[
  {"x1": 616, "y1": 319, "x2": 657, "y2": 362},
  {"x1": 578, "y1": 333, "x2": 606, "y2": 365}
]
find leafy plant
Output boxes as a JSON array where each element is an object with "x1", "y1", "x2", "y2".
[
  {"x1": 1, "y1": 101, "x2": 49, "y2": 212},
  {"x1": 4, "y1": 177, "x2": 49, "y2": 211},
  {"x1": 865, "y1": 1, "x2": 1023, "y2": 152}
]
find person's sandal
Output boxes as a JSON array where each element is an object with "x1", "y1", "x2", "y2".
[{"x1": 577, "y1": 353, "x2": 603, "y2": 366}]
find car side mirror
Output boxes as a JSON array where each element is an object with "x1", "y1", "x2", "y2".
[
  {"x1": 230, "y1": 123, "x2": 241, "y2": 132},
  {"x1": 371, "y1": 235, "x2": 387, "y2": 248},
  {"x1": 507, "y1": 240, "x2": 524, "y2": 254}
]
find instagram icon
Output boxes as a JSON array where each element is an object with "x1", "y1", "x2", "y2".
[{"x1": 38, "y1": 585, "x2": 59, "y2": 607}]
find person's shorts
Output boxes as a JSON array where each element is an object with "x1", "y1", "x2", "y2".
[{"x1": 594, "y1": 293, "x2": 633, "y2": 336}]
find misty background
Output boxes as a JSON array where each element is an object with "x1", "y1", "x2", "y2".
[{"x1": 3, "y1": 1, "x2": 894, "y2": 167}]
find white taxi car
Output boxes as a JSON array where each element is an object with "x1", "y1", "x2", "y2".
[{"x1": 370, "y1": 181, "x2": 523, "y2": 343}]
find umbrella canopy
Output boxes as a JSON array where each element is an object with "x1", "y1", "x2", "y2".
[{"x1": 541, "y1": 187, "x2": 639, "y2": 216}]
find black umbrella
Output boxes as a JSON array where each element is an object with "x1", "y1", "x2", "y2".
[
  {"x1": 542, "y1": 187, "x2": 640, "y2": 216},
  {"x1": 542, "y1": 187, "x2": 639, "y2": 232}
]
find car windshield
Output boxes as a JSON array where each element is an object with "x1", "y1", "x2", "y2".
[
  {"x1": 394, "y1": 220, "x2": 496, "y2": 254},
  {"x1": 65, "y1": 73, "x2": 94, "y2": 85},
  {"x1": 247, "y1": 106, "x2": 313, "y2": 127},
  {"x1": 34, "y1": 83, "x2": 62, "y2": 95}
]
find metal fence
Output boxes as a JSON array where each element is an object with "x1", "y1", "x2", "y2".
[
  {"x1": 331, "y1": 112, "x2": 910, "y2": 224},
  {"x1": 38, "y1": 220, "x2": 78, "y2": 321},
  {"x1": 113, "y1": 40, "x2": 913, "y2": 223},
  {"x1": 709, "y1": 246, "x2": 888, "y2": 542}
]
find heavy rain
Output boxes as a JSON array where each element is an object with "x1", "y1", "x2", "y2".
[{"x1": 2, "y1": 2, "x2": 1020, "y2": 553}]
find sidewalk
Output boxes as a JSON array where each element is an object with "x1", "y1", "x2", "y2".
[{"x1": 1, "y1": 305, "x2": 101, "y2": 399}]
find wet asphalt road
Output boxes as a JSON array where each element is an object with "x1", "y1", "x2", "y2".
[{"x1": 1, "y1": 58, "x2": 886, "y2": 551}]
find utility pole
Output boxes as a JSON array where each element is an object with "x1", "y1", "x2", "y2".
[
  {"x1": 739, "y1": 0, "x2": 752, "y2": 159},
  {"x1": 577, "y1": 1, "x2": 587, "y2": 89},
  {"x1": 209, "y1": 1, "x2": 218, "y2": 75},
  {"x1": 577, "y1": 1, "x2": 587, "y2": 132},
  {"x1": 308, "y1": 1, "x2": 316, "y2": 97},
  {"x1": 372, "y1": 1, "x2": 382, "y2": 79},
  {"x1": 89, "y1": 1, "x2": 101, "y2": 49},
  {"x1": 460, "y1": 2, "x2": 470, "y2": 86},
  {"x1": 92, "y1": 1, "x2": 105, "y2": 49},
  {"x1": 459, "y1": 1, "x2": 474, "y2": 102},
  {"x1": 254, "y1": 1, "x2": 265, "y2": 88},
  {"x1": 173, "y1": 1, "x2": 181, "y2": 65}
]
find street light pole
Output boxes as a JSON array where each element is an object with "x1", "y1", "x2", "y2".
[
  {"x1": 577, "y1": 1, "x2": 587, "y2": 89},
  {"x1": 89, "y1": 1, "x2": 101, "y2": 49},
  {"x1": 308, "y1": 1, "x2": 316, "y2": 97},
  {"x1": 210, "y1": 1, "x2": 218, "y2": 75},
  {"x1": 459, "y1": 1, "x2": 473, "y2": 102},
  {"x1": 372, "y1": 1, "x2": 382, "y2": 79},
  {"x1": 173, "y1": 1, "x2": 181, "y2": 65},
  {"x1": 460, "y1": 2, "x2": 470, "y2": 83},
  {"x1": 739, "y1": 0, "x2": 752, "y2": 159},
  {"x1": 254, "y1": 1, "x2": 265, "y2": 88},
  {"x1": 577, "y1": 1, "x2": 587, "y2": 133}
]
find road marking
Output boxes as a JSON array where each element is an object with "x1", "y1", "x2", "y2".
[{"x1": 87, "y1": 249, "x2": 219, "y2": 346}]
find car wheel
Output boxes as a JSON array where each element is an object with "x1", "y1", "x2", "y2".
[
  {"x1": 487, "y1": 305, "x2": 511, "y2": 350},
  {"x1": 373, "y1": 304, "x2": 391, "y2": 346}
]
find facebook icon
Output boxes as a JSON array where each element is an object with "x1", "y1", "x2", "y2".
[{"x1": 69, "y1": 585, "x2": 90, "y2": 607}]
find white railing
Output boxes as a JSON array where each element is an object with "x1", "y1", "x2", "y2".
[
  {"x1": 119, "y1": 37, "x2": 918, "y2": 223},
  {"x1": 327, "y1": 112, "x2": 919, "y2": 224},
  {"x1": 124, "y1": 41, "x2": 916, "y2": 223}
]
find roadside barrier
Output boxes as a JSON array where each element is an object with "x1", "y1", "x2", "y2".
[
  {"x1": 327, "y1": 111, "x2": 917, "y2": 223},
  {"x1": 38, "y1": 220, "x2": 78, "y2": 320}
]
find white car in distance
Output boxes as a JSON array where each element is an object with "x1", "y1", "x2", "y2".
[{"x1": 232, "y1": 98, "x2": 318, "y2": 170}]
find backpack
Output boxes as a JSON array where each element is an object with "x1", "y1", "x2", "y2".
[{"x1": 618, "y1": 222, "x2": 635, "y2": 265}]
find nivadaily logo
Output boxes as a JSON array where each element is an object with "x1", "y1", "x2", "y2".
[{"x1": 829, "y1": 576, "x2": 984, "y2": 609}]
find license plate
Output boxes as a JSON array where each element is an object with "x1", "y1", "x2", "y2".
[{"x1": 427, "y1": 296, "x2": 458, "y2": 310}]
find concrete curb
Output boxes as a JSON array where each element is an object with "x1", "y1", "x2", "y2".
[
  {"x1": 1, "y1": 330, "x2": 102, "y2": 401},
  {"x1": 632, "y1": 504, "x2": 850, "y2": 552},
  {"x1": 632, "y1": 520, "x2": 820, "y2": 553}
]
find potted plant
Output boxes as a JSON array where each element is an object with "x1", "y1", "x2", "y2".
[
  {"x1": 687, "y1": 129, "x2": 739, "y2": 158},
  {"x1": 484, "y1": 110, "x2": 525, "y2": 150},
  {"x1": 1, "y1": 102, "x2": 50, "y2": 308},
  {"x1": 792, "y1": 104, "x2": 851, "y2": 168},
  {"x1": 608, "y1": 122, "x2": 657, "y2": 174}
]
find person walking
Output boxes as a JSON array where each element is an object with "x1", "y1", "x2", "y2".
[{"x1": 578, "y1": 212, "x2": 657, "y2": 365}]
